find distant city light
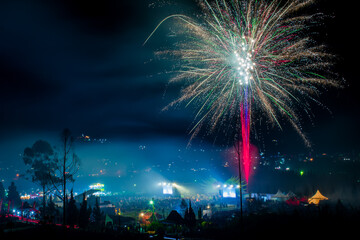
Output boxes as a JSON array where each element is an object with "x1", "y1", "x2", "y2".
[
  {"x1": 20, "y1": 194, "x2": 30, "y2": 200},
  {"x1": 89, "y1": 183, "x2": 104, "y2": 189},
  {"x1": 89, "y1": 183, "x2": 104, "y2": 190},
  {"x1": 89, "y1": 183, "x2": 108, "y2": 196}
]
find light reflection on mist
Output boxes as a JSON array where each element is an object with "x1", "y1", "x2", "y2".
[{"x1": 0, "y1": 129, "x2": 252, "y2": 197}]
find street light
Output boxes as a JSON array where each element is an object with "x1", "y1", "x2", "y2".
[
  {"x1": 149, "y1": 198, "x2": 157, "y2": 221},
  {"x1": 139, "y1": 212, "x2": 145, "y2": 233}
]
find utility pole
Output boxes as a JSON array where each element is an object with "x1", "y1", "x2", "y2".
[
  {"x1": 149, "y1": 198, "x2": 157, "y2": 221},
  {"x1": 63, "y1": 136, "x2": 67, "y2": 226},
  {"x1": 234, "y1": 141, "x2": 243, "y2": 224}
]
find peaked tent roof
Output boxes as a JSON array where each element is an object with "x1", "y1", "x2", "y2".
[
  {"x1": 287, "y1": 191, "x2": 296, "y2": 198},
  {"x1": 164, "y1": 210, "x2": 185, "y2": 224},
  {"x1": 105, "y1": 214, "x2": 113, "y2": 226},
  {"x1": 308, "y1": 190, "x2": 328, "y2": 205},
  {"x1": 272, "y1": 190, "x2": 288, "y2": 199}
]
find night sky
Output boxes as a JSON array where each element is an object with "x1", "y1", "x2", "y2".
[{"x1": 0, "y1": 0, "x2": 359, "y2": 190}]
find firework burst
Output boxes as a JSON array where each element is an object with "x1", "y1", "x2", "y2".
[{"x1": 145, "y1": 0, "x2": 339, "y2": 181}]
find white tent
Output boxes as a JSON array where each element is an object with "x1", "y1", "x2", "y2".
[
  {"x1": 272, "y1": 190, "x2": 288, "y2": 201},
  {"x1": 286, "y1": 191, "x2": 296, "y2": 198}
]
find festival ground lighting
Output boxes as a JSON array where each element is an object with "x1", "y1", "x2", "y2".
[
  {"x1": 157, "y1": 182, "x2": 190, "y2": 196},
  {"x1": 215, "y1": 182, "x2": 241, "y2": 198},
  {"x1": 158, "y1": 182, "x2": 174, "y2": 195}
]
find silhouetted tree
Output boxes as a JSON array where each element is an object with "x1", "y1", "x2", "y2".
[
  {"x1": 23, "y1": 140, "x2": 60, "y2": 218},
  {"x1": 197, "y1": 206, "x2": 202, "y2": 220},
  {"x1": 0, "y1": 182, "x2": 5, "y2": 213},
  {"x1": 179, "y1": 198, "x2": 188, "y2": 216},
  {"x1": 7, "y1": 182, "x2": 21, "y2": 208},
  {"x1": 50, "y1": 128, "x2": 80, "y2": 226},
  {"x1": 67, "y1": 189, "x2": 78, "y2": 228},
  {"x1": 184, "y1": 200, "x2": 196, "y2": 230},
  {"x1": 79, "y1": 193, "x2": 91, "y2": 229},
  {"x1": 180, "y1": 198, "x2": 187, "y2": 209},
  {"x1": 0, "y1": 182, "x2": 5, "y2": 199},
  {"x1": 47, "y1": 195, "x2": 58, "y2": 222},
  {"x1": 93, "y1": 197, "x2": 103, "y2": 227}
]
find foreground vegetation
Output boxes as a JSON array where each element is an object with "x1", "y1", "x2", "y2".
[{"x1": 2, "y1": 200, "x2": 360, "y2": 239}]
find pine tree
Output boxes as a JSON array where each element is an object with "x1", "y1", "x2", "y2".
[
  {"x1": 93, "y1": 197, "x2": 103, "y2": 227},
  {"x1": 180, "y1": 198, "x2": 188, "y2": 217},
  {"x1": 198, "y1": 206, "x2": 202, "y2": 220},
  {"x1": 7, "y1": 182, "x2": 21, "y2": 208},
  {"x1": 0, "y1": 182, "x2": 5, "y2": 200},
  {"x1": 79, "y1": 193, "x2": 91, "y2": 229},
  {"x1": 67, "y1": 190, "x2": 78, "y2": 228},
  {"x1": 184, "y1": 200, "x2": 196, "y2": 230},
  {"x1": 0, "y1": 182, "x2": 5, "y2": 213}
]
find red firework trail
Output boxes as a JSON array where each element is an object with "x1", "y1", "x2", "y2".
[{"x1": 240, "y1": 101, "x2": 251, "y2": 184}]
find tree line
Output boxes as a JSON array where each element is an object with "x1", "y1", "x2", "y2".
[{"x1": 21, "y1": 128, "x2": 80, "y2": 225}]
